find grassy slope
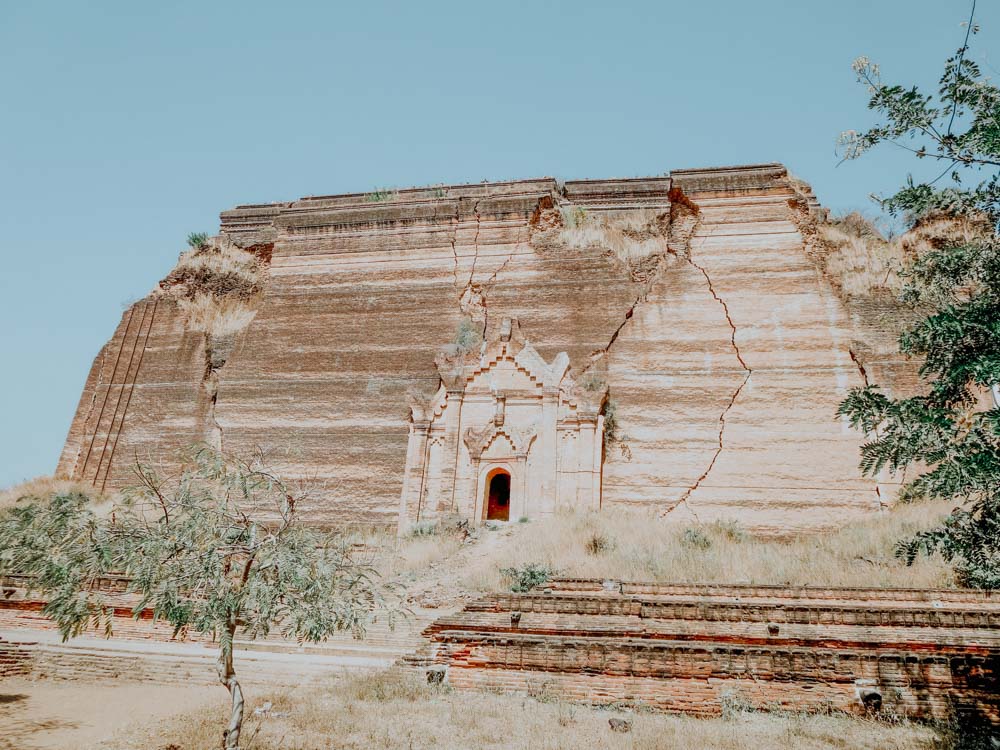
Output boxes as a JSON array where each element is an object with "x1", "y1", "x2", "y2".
[{"x1": 383, "y1": 501, "x2": 956, "y2": 593}]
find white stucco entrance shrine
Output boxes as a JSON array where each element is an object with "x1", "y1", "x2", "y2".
[{"x1": 398, "y1": 318, "x2": 607, "y2": 532}]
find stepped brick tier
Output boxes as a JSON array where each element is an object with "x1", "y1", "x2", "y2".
[
  {"x1": 413, "y1": 578, "x2": 1000, "y2": 721},
  {"x1": 57, "y1": 164, "x2": 914, "y2": 534},
  {"x1": 0, "y1": 574, "x2": 441, "y2": 681}
]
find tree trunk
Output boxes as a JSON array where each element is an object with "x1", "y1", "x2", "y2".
[{"x1": 217, "y1": 622, "x2": 244, "y2": 750}]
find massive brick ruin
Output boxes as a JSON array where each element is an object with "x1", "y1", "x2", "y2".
[{"x1": 56, "y1": 164, "x2": 909, "y2": 534}]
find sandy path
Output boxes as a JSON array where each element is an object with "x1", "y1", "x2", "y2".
[{"x1": 0, "y1": 678, "x2": 225, "y2": 750}]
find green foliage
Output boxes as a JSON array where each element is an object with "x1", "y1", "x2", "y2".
[
  {"x1": 453, "y1": 316, "x2": 483, "y2": 353},
  {"x1": 713, "y1": 519, "x2": 748, "y2": 543},
  {"x1": 578, "y1": 371, "x2": 606, "y2": 393},
  {"x1": 407, "y1": 515, "x2": 470, "y2": 540},
  {"x1": 366, "y1": 188, "x2": 397, "y2": 203},
  {"x1": 719, "y1": 688, "x2": 755, "y2": 719},
  {"x1": 837, "y1": 8, "x2": 1000, "y2": 588},
  {"x1": 681, "y1": 527, "x2": 712, "y2": 551},
  {"x1": 407, "y1": 521, "x2": 440, "y2": 538},
  {"x1": 0, "y1": 491, "x2": 115, "y2": 639},
  {"x1": 0, "y1": 447, "x2": 397, "y2": 748},
  {"x1": 560, "y1": 206, "x2": 588, "y2": 229},
  {"x1": 186, "y1": 232, "x2": 210, "y2": 249},
  {"x1": 499, "y1": 562, "x2": 553, "y2": 592},
  {"x1": 603, "y1": 398, "x2": 619, "y2": 442}
]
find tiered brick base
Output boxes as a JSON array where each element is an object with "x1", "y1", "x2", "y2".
[
  {"x1": 414, "y1": 579, "x2": 1000, "y2": 721},
  {"x1": 0, "y1": 574, "x2": 444, "y2": 684}
]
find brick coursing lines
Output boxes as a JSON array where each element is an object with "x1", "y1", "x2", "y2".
[
  {"x1": 0, "y1": 636, "x2": 36, "y2": 678},
  {"x1": 550, "y1": 577, "x2": 999, "y2": 604},
  {"x1": 459, "y1": 593, "x2": 1000, "y2": 629},
  {"x1": 427, "y1": 632, "x2": 1000, "y2": 720},
  {"x1": 418, "y1": 580, "x2": 1000, "y2": 720},
  {"x1": 432, "y1": 632, "x2": 999, "y2": 684}
]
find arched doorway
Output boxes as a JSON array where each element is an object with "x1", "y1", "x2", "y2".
[{"x1": 485, "y1": 470, "x2": 511, "y2": 521}]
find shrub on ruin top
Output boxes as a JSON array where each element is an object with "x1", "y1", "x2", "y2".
[
  {"x1": 500, "y1": 563, "x2": 554, "y2": 592},
  {"x1": 186, "y1": 231, "x2": 210, "y2": 249}
]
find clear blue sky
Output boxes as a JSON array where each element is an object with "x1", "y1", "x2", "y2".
[{"x1": 1, "y1": 1, "x2": 996, "y2": 487}]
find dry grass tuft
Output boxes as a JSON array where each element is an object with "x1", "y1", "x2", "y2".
[
  {"x1": 177, "y1": 292, "x2": 259, "y2": 336},
  {"x1": 108, "y1": 668, "x2": 942, "y2": 750},
  {"x1": 559, "y1": 208, "x2": 666, "y2": 266},
  {"x1": 457, "y1": 502, "x2": 956, "y2": 592},
  {"x1": 381, "y1": 531, "x2": 467, "y2": 577},
  {"x1": 814, "y1": 212, "x2": 903, "y2": 297},
  {"x1": 161, "y1": 237, "x2": 262, "y2": 300},
  {"x1": 0, "y1": 475, "x2": 114, "y2": 515},
  {"x1": 793, "y1": 195, "x2": 992, "y2": 302},
  {"x1": 898, "y1": 211, "x2": 993, "y2": 261},
  {"x1": 158, "y1": 235, "x2": 269, "y2": 338}
]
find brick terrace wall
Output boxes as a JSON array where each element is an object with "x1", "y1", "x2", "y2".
[
  {"x1": 0, "y1": 635, "x2": 36, "y2": 678},
  {"x1": 418, "y1": 580, "x2": 1000, "y2": 721}
]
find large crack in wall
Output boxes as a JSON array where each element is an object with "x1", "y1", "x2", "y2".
[
  {"x1": 524, "y1": 190, "x2": 716, "y2": 471},
  {"x1": 449, "y1": 202, "x2": 461, "y2": 292},
  {"x1": 559, "y1": 189, "x2": 754, "y2": 519},
  {"x1": 665, "y1": 240, "x2": 753, "y2": 516}
]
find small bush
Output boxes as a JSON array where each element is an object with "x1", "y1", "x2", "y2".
[
  {"x1": 407, "y1": 514, "x2": 471, "y2": 540},
  {"x1": 500, "y1": 563, "x2": 553, "y2": 592},
  {"x1": 366, "y1": 188, "x2": 397, "y2": 203},
  {"x1": 603, "y1": 399, "x2": 620, "y2": 443},
  {"x1": 681, "y1": 527, "x2": 712, "y2": 550},
  {"x1": 720, "y1": 688, "x2": 755, "y2": 719},
  {"x1": 453, "y1": 316, "x2": 483, "y2": 353},
  {"x1": 186, "y1": 231, "x2": 209, "y2": 249},
  {"x1": 578, "y1": 372, "x2": 606, "y2": 393},
  {"x1": 714, "y1": 519, "x2": 748, "y2": 543},
  {"x1": 408, "y1": 521, "x2": 439, "y2": 538},
  {"x1": 559, "y1": 206, "x2": 588, "y2": 229},
  {"x1": 584, "y1": 532, "x2": 614, "y2": 556}
]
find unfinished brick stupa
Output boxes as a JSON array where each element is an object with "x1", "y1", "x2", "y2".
[{"x1": 57, "y1": 164, "x2": 910, "y2": 534}]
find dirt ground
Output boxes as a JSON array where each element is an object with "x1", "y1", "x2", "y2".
[{"x1": 0, "y1": 678, "x2": 225, "y2": 750}]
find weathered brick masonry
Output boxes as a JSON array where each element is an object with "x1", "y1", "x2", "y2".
[
  {"x1": 414, "y1": 578, "x2": 1000, "y2": 721},
  {"x1": 56, "y1": 164, "x2": 911, "y2": 533},
  {"x1": 0, "y1": 635, "x2": 35, "y2": 678}
]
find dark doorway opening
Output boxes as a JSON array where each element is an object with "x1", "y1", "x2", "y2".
[{"x1": 486, "y1": 471, "x2": 511, "y2": 521}]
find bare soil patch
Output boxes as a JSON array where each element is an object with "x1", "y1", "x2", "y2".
[{"x1": 0, "y1": 678, "x2": 223, "y2": 750}]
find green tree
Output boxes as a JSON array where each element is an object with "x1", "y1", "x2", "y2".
[
  {"x1": 0, "y1": 448, "x2": 396, "y2": 749},
  {"x1": 837, "y1": 3, "x2": 1000, "y2": 588}
]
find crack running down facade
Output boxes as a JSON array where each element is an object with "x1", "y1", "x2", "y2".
[{"x1": 57, "y1": 164, "x2": 912, "y2": 535}]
